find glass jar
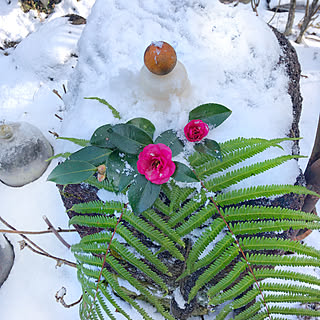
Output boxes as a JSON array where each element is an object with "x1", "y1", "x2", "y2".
[{"x1": 0, "y1": 122, "x2": 53, "y2": 187}]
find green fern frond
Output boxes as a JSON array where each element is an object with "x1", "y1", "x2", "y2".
[
  {"x1": 98, "y1": 284, "x2": 131, "y2": 320},
  {"x1": 206, "y1": 260, "x2": 247, "y2": 297},
  {"x1": 253, "y1": 268, "x2": 320, "y2": 286},
  {"x1": 85, "y1": 176, "x2": 117, "y2": 192},
  {"x1": 188, "y1": 245, "x2": 240, "y2": 302},
  {"x1": 260, "y1": 282, "x2": 320, "y2": 297},
  {"x1": 167, "y1": 190, "x2": 207, "y2": 228},
  {"x1": 69, "y1": 214, "x2": 118, "y2": 229},
  {"x1": 215, "y1": 184, "x2": 320, "y2": 207},
  {"x1": 175, "y1": 202, "x2": 217, "y2": 237},
  {"x1": 70, "y1": 216, "x2": 169, "y2": 274},
  {"x1": 72, "y1": 236, "x2": 168, "y2": 292},
  {"x1": 233, "y1": 301, "x2": 263, "y2": 320},
  {"x1": 210, "y1": 269, "x2": 320, "y2": 306},
  {"x1": 186, "y1": 218, "x2": 226, "y2": 270},
  {"x1": 265, "y1": 293, "x2": 320, "y2": 304},
  {"x1": 223, "y1": 205, "x2": 320, "y2": 222},
  {"x1": 168, "y1": 184, "x2": 195, "y2": 213},
  {"x1": 239, "y1": 236, "x2": 320, "y2": 258},
  {"x1": 231, "y1": 219, "x2": 320, "y2": 235},
  {"x1": 122, "y1": 210, "x2": 184, "y2": 261},
  {"x1": 209, "y1": 273, "x2": 253, "y2": 305},
  {"x1": 267, "y1": 306, "x2": 320, "y2": 317},
  {"x1": 141, "y1": 209, "x2": 185, "y2": 247},
  {"x1": 191, "y1": 233, "x2": 235, "y2": 274},
  {"x1": 70, "y1": 200, "x2": 124, "y2": 214},
  {"x1": 188, "y1": 137, "x2": 270, "y2": 168},
  {"x1": 192, "y1": 138, "x2": 291, "y2": 178},
  {"x1": 247, "y1": 253, "x2": 320, "y2": 268},
  {"x1": 205, "y1": 155, "x2": 306, "y2": 192},
  {"x1": 153, "y1": 198, "x2": 171, "y2": 216},
  {"x1": 105, "y1": 255, "x2": 175, "y2": 320}
]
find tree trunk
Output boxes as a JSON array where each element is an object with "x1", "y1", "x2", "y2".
[
  {"x1": 284, "y1": 0, "x2": 296, "y2": 36},
  {"x1": 296, "y1": 0, "x2": 320, "y2": 43}
]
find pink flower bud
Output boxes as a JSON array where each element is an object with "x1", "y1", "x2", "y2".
[
  {"x1": 137, "y1": 143, "x2": 176, "y2": 185},
  {"x1": 184, "y1": 119, "x2": 209, "y2": 142}
]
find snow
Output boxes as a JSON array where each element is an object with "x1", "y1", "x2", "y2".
[{"x1": 0, "y1": 0, "x2": 319, "y2": 319}]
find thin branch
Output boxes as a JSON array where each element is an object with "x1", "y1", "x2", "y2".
[
  {"x1": 43, "y1": 215, "x2": 71, "y2": 249},
  {"x1": 0, "y1": 228, "x2": 77, "y2": 235},
  {"x1": 0, "y1": 216, "x2": 76, "y2": 268},
  {"x1": 55, "y1": 287, "x2": 83, "y2": 308},
  {"x1": 268, "y1": 0, "x2": 281, "y2": 25},
  {"x1": 22, "y1": 241, "x2": 77, "y2": 268}
]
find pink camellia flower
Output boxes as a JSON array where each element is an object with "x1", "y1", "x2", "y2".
[
  {"x1": 184, "y1": 119, "x2": 209, "y2": 142},
  {"x1": 137, "y1": 143, "x2": 176, "y2": 184}
]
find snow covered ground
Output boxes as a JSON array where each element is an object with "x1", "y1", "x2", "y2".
[{"x1": 0, "y1": 0, "x2": 319, "y2": 319}]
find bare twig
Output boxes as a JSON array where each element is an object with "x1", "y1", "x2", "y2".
[
  {"x1": 55, "y1": 114, "x2": 63, "y2": 121},
  {"x1": 21, "y1": 241, "x2": 76, "y2": 268},
  {"x1": 43, "y1": 215, "x2": 71, "y2": 249},
  {"x1": 55, "y1": 287, "x2": 83, "y2": 308},
  {"x1": 48, "y1": 130, "x2": 59, "y2": 138},
  {"x1": 0, "y1": 216, "x2": 76, "y2": 268},
  {"x1": 0, "y1": 228, "x2": 77, "y2": 235},
  {"x1": 268, "y1": 0, "x2": 281, "y2": 25},
  {"x1": 53, "y1": 89, "x2": 63, "y2": 100}
]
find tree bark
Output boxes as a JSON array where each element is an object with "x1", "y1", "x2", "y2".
[
  {"x1": 296, "y1": 0, "x2": 320, "y2": 43},
  {"x1": 284, "y1": 0, "x2": 296, "y2": 36}
]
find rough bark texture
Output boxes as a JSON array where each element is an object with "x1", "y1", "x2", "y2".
[
  {"x1": 56, "y1": 27, "x2": 305, "y2": 319},
  {"x1": 284, "y1": 0, "x2": 297, "y2": 36}
]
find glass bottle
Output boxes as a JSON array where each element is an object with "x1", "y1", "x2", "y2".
[
  {"x1": 139, "y1": 41, "x2": 191, "y2": 110},
  {"x1": 0, "y1": 122, "x2": 53, "y2": 187}
]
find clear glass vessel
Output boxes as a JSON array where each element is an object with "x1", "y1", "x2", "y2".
[
  {"x1": 139, "y1": 60, "x2": 191, "y2": 110},
  {"x1": 0, "y1": 122, "x2": 53, "y2": 187}
]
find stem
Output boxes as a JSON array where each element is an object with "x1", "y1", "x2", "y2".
[
  {"x1": 22, "y1": 241, "x2": 77, "y2": 268},
  {"x1": 43, "y1": 215, "x2": 71, "y2": 249},
  {"x1": 0, "y1": 216, "x2": 76, "y2": 268},
  {"x1": 0, "y1": 228, "x2": 77, "y2": 235},
  {"x1": 194, "y1": 174, "x2": 271, "y2": 320},
  {"x1": 86, "y1": 204, "x2": 127, "y2": 319},
  {"x1": 267, "y1": 0, "x2": 281, "y2": 25},
  {"x1": 55, "y1": 287, "x2": 83, "y2": 308}
]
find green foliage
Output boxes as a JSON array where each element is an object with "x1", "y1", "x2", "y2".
[
  {"x1": 48, "y1": 102, "x2": 230, "y2": 213},
  {"x1": 65, "y1": 135, "x2": 320, "y2": 320},
  {"x1": 49, "y1": 100, "x2": 320, "y2": 319},
  {"x1": 188, "y1": 103, "x2": 232, "y2": 127},
  {"x1": 85, "y1": 97, "x2": 121, "y2": 119}
]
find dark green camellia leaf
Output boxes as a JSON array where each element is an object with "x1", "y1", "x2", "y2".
[
  {"x1": 69, "y1": 146, "x2": 113, "y2": 166},
  {"x1": 90, "y1": 124, "x2": 115, "y2": 148},
  {"x1": 47, "y1": 160, "x2": 96, "y2": 185},
  {"x1": 106, "y1": 151, "x2": 137, "y2": 192},
  {"x1": 128, "y1": 174, "x2": 161, "y2": 215},
  {"x1": 118, "y1": 154, "x2": 138, "y2": 192},
  {"x1": 106, "y1": 150, "x2": 124, "y2": 191},
  {"x1": 107, "y1": 124, "x2": 153, "y2": 155},
  {"x1": 127, "y1": 118, "x2": 156, "y2": 139},
  {"x1": 155, "y1": 130, "x2": 184, "y2": 157},
  {"x1": 189, "y1": 103, "x2": 232, "y2": 128},
  {"x1": 194, "y1": 139, "x2": 223, "y2": 162},
  {"x1": 173, "y1": 161, "x2": 199, "y2": 183}
]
